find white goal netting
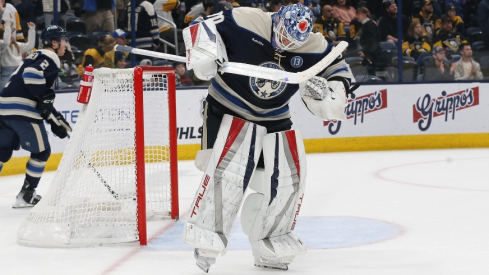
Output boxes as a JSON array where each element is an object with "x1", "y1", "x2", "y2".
[{"x1": 17, "y1": 67, "x2": 178, "y2": 247}]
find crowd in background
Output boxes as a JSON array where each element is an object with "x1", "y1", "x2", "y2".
[{"x1": 0, "y1": 0, "x2": 488, "y2": 88}]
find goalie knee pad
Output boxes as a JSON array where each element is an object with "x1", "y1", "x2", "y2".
[
  {"x1": 184, "y1": 114, "x2": 267, "y2": 254},
  {"x1": 241, "y1": 130, "x2": 307, "y2": 263}
]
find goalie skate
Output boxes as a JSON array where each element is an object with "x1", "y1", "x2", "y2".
[
  {"x1": 254, "y1": 253, "x2": 291, "y2": 271},
  {"x1": 194, "y1": 249, "x2": 217, "y2": 273}
]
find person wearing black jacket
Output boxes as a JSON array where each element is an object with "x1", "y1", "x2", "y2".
[
  {"x1": 377, "y1": 1, "x2": 410, "y2": 44},
  {"x1": 356, "y1": 7, "x2": 388, "y2": 74}
]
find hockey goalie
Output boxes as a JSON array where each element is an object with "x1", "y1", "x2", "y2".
[{"x1": 182, "y1": 4, "x2": 352, "y2": 272}]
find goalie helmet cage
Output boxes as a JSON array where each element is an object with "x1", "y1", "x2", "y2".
[{"x1": 17, "y1": 66, "x2": 179, "y2": 247}]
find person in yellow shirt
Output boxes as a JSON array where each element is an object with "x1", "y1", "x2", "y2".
[
  {"x1": 104, "y1": 29, "x2": 129, "y2": 68},
  {"x1": 77, "y1": 36, "x2": 115, "y2": 76}
]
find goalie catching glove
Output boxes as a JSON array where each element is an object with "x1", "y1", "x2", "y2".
[
  {"x1": 47, "y1": 112, "x2": 72, "y2": 139},
  {"x1": 300, "y1": 76, "x2": 348, "y2": 121},
  {"x1": 182, "y1": 18, "x2": 228, "y2": 81}
]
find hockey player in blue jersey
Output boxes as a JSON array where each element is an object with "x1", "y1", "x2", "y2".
[
  {"x1": 0, "y1": 25, "x2": 72, "y2": 208},
  {"x1": 182, "y1": 4, "x2": 352, "y2": 272}
]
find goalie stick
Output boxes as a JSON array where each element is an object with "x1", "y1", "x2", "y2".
[
  {"x1": 48, "y1": 113, "x2": 127, "y2": 201},
  {"x1": 115, "y1": 41, "x2": 348, "y2": 83}
]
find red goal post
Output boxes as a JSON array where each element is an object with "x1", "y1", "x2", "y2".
[{"x1": 18, "y1": 66, "x2": 179, "y2": 247}]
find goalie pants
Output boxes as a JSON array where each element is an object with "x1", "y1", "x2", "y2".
[
  {"x1": 0, "y1": 119, "x2": 51, "y2": 189},
  {"x1": 201, "y1": 99, "x2": 293, "y2": 166}
]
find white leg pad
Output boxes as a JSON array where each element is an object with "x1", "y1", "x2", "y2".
[
  {"x1": 251, "y1": 232, "x2": 306, "y2": 263},
  {"x1": 241, "y1": 130, "x2": 307, "y2": 266},
  {"x1": 184, "y1": 114, "x2": 267, "y2": 255},
  {"x1": 183, "y1": 223, "x2": 227, "y2": 254}
]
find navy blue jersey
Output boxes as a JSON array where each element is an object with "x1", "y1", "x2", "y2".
[
  {"x1": 0, "y1": 49, "x2": 61, "y2": 123},
  {"x1": 199, "y1": 8, "x2": 351, "y2": 123}
]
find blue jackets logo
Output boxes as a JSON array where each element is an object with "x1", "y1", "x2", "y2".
[{"x1": 249, "y1": 62, "x2": 287, "y2": 99}]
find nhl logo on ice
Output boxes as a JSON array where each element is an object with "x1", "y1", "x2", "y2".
[
  {"x1": 290, "y1": 56, "x2": 303, "y2": 68},
  {"x1": 249, "y1": 62, "x2": 287, "y2": 99}
]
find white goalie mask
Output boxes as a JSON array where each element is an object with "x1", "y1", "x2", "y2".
[{"x1": 271, "y1": 4, "x2": 313, "y2": 52}]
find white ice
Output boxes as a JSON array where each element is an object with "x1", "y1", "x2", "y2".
[{"x1": 1, "y1": 148, "x2": 488, "y2": 275}]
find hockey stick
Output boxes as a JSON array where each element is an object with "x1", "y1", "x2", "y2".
[
  {"x1": 48, "y1": 113, "x2": 125, "y2": 200},
  {"x1": 115, "y1": 41, "x2": 348, "y2": 83}
]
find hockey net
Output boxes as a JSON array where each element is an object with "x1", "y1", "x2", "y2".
[{"x1": 17, "y1": 66, "x2": 179, "y2": 247}]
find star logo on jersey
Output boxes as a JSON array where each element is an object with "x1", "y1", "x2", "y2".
[{"x1": 249, "y1": 62, "x2": 287, "y2": 99}]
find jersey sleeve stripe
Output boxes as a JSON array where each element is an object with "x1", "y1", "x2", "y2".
[{"x1": 23, "y1": 77, "x2": 47, "y2": 85}]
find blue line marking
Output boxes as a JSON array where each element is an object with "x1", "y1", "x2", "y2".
[{"x1": 146, "y1": 217, "x2": 401, "y2": 251}]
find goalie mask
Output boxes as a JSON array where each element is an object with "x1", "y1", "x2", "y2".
[{"x1": 271, "y1": 4, "x2": 313, "y2": 52}]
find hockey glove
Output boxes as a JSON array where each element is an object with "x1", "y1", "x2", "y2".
[
  {"x1": 300, "y1": 77, "x2": 347, "y2": 121},
  {"x1": 48, "y1": 112, "x2": 72, "y2": 139},
  {"x1": 36, "y1": 89, "x2": 56, "y2": 119}
]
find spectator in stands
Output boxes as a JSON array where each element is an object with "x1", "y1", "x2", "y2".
[
  {"x1": 219, "y1": 0, "x2": 235, "y2": 10},
  {"x1": 332, "y1": 0, "x2": 356, "y2": 26},
  {"x1": 9, "y1": 0, "x2": 36, "y2": 41},
  {"x1": 104, "y1": 29, "x2": 128, "y2": 68},
  {"x1": 362, "y1": 0, "x2": 385, "y2": 21},
  {"x1": 184, "y1": 0, "x2": 214, "y2": 26},
  {"x1": 82, "y1": 0, "x2": 115, "y2": 34},
  {"x1": 155, "y1": 0, "x2": 178, "y2": 34},
  {"x1": 356, "y1": 7, "x2": 387, "y2": 74},
  {"x1": 42, "y1": 0, "x2": 70, "y2": 28},
  {"x1": 116, "y1": 0, "x2": 131, "y2": 27},
  {"x1": 313, "y1": 5, "x2": 346, "y2": 44},
  {"x1": 0, "y1": 20, "x2": 35, "y2": 89},
  {"x1": 155, "y1": 0, "x2": 179, "y2": 54},
  {"x1": 454, "y1": 43, "x2": 483, "y2": 80},
  {"x1": 412, "y1": 0, "x2": 441, "y2": 43},
  {"x1": 174, "y1": 62, "x2": 194, "y2": 86},
  {"x1": 445, "y1": 4, "x2": 465, "y2": 35},
  {"x1": 377, "y1": 0, "x2": 410, "y2": 45},
  {"x1": 125, "y1": 0, "x2": 160, "y2": 62},
  {"x1": 76, "y1": 35, "x2": 115, "y2": 76},
  {"x1": 478, "y1": 0, "x2": 489, "y2": 49},
  {"x1": 433, "y1": 15, "x2": 467, "y2": 56},
  {"x1": 402, "y1": 21, "x2": 431, "y2": 66},
  {"x1": 114, "y1": 51, "x2": 127, "y2": 68},
  {"x1": 269, "y1": 0, "x2": 284, "y2": 12},
  {"x1": 140, "y1": 59, "x2": 152, "y2": 66},
  {"x1": 424, "y1": 45, "x2": 455, "y2": 80},
  {"x1": 1, "y1": 0, "x2": 24, "y2": 41}
]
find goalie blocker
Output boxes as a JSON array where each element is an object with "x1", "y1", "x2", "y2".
[{"x1": 184, "y1": 115, "x2": 307, "y2": 271}]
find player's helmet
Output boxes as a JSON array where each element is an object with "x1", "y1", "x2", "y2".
[
  {"x1": 271, "y1": 4, "x2": 313, "y2": 52},
  {"x1": 41, "y1": 25, "x2": 67, "y2": 48}
]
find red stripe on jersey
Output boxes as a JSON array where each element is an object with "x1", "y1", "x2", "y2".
[
  {"x1": 190, "y1": 24, "x2": 199, "y2": 46},
  {"x1": 285, "y1": 131, "x2": 300, "y2": 181},
  {"x1": 217, "y1": 117, "x2": 246, "y2": 167}
]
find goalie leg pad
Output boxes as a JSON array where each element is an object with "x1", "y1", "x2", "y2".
[
  {"x1": 184, "y1": 114, "x2": 267, "y2": 254},
  {"x1": 241, "y1": 130, "x2": 307, "y2": 265}
]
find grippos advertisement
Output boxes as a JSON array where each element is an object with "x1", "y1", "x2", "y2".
[{"x1": 290, "y1": 83, "x2": 488, "y2": 138}]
